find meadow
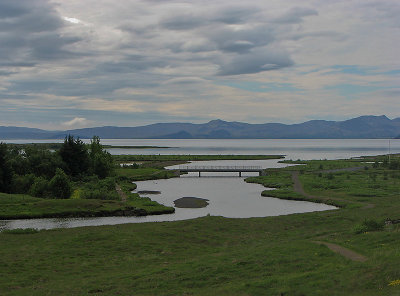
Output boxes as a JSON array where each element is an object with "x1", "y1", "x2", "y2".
[{"x1": 0, "y1": 154, "x2": 399, "y2": 295}]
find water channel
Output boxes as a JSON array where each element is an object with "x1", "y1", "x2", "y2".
[{"x1": 1, "y1": 139, "x2": 398, "y2": 230}]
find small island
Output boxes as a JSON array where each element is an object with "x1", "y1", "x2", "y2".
[{"x1": 173, "y1": 197, "x2": 209, "y2": 208}]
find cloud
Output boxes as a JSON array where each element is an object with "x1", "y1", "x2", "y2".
[
  {"x1": 162, "y1": 77, "x2": 207, "y2": 85},
  {"x1": 62, "y1": 117, "x2": 91, "y2": 128},
  {"x1": 275, "y1": 7, "x2": 318, "y2": 24},
  {"x1": 217, "y1": 49, "x2": 294, "y2": 76},
  {"x1": 0, "y1": 0, "x2": 398, "y2": 128},
  {"x1": 63, "y1": 17, "x2": 81, "y2": 24},
  {"x1": 0, "y1": 0, "x2": 83, "y2": 65}
]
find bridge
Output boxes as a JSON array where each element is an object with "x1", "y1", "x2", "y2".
[{"x1": 175, "y1": 165, "x2": 266, "y2": 177}]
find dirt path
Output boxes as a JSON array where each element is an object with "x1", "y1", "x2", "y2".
[
  {"x1": 115, "y1": 184, "x2": 127, "y2": 202},
  {"x1": 292, "y1": 171, "x2": 308, "y2": 196},
  {"x1": 313, "y1": 241, "x2": 367, "y2": 262}
]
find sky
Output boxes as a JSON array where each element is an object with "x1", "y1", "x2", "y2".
[{"x1": 0, "y1": 0, "x2": 399, "y2": 130}]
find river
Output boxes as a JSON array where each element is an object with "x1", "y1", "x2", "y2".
[{"x1": 1, "y1": 139, "x2": 398, "y2": 230}]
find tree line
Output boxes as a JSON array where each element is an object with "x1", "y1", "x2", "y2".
[{"x1": 0, "y1": 136, "x2": 113, "y2": 199}]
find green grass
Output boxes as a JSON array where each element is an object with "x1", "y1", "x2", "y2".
[
  {"x1": 115, "y1": 167, "x2": 177, "y2": 181},
  {"x1": 0, "y1": 213, "x2": 399, "y2": 295},
  {"x1": 0, "y1": 192, "x2": 41, "y2": 204},
  {"x1": 299, "y1": 168, "x2": 400, "y2": 205},
  {"x1": 0, "y1": 193, "x2": 146, "y2": 219},
  {"x1": 0, "y1": 155, "x2": 399, "y2": 295}
]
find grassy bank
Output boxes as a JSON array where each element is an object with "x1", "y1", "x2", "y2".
[
  {"x1": 0, "y1": 210, "x2": 399, "y2": 295},
  {"x1": 0, "y1": 155, "x2": 399, "y2": 295},
  {"x1": 0, "y1": 192, "x2": 147, "y2": 219},
  {"x1": 0, "y1": 162, "x2": 177, "y2": 219}
]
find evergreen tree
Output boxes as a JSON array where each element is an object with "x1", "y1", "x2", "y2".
[
  {"x1": 0, "y1": 143, "x2": 13, "y2": 193},
  {"x1": 59, "y1": 135, "x2": 90, "y2": 177},
  {"x1": 49, "y1": 168, "x2": 71, "y2": 199},
  {"x1": 89, "y1": 136, "x2": 113, "y2": 179}
]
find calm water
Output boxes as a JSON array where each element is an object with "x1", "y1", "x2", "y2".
[
  {"x1": 103, "y1": 139, "x2": 399, "y2": 160},
  {"x1": 6, "y1": 138, "x2": 398, "y2": 160},
  {"x1": 1, "y1": 139, "x2": 398, "y2": 230}
]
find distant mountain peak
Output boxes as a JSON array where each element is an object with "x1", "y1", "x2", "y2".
[
  {"x1": 207, "y1": 119, "x2": 226, "y2": 124},
  {"x1": 0, "y1": 115, "x2": 398, "y2": 139}
]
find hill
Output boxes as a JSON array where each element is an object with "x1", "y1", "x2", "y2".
[{"x1": 1, "y1": 115, "x2": 399, "y2": 139}]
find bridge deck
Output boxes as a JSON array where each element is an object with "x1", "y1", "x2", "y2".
[
  {"x1": 178, "y1": 165, "x2": 262, "y2": 172},
  {"x1": 174, "y1": 165, "x2": 266, "y2": 176}
]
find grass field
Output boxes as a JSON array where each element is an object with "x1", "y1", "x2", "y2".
[
  {"x1": 0, "y1": 192, "x2": 149, "y2": 219},
  {"x1": 0, "y1": 155, "x2": 399, "y2": 295}
]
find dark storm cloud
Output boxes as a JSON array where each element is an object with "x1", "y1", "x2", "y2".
[
  {"x1": 0, "y1": 70, "x2": 15, "y2": 76},
  {"x1": 96, "y1": 56, "x2": 168, "y2": 73},
  {"x1": 0, "y1": 1, "x2": 30, "y2": 18},
  {"x1": 213, "y1": 7, "x2": 259, "y2": 24},
  {"x1": 159, "y1": 6, "x2": 258, "y2": 30},
  {"x1": 0, "y1": 62, "x2": 35, "y2": 67},
  {"x1": 29, "y1": 34, "x2": 83, "y2": 60},
  {"x1": 207, "y1": 25, "x2": 274, "y2": 53},
  {"x1": 159, "y1": 14, "x2": 205, "y2": 30},
  {"x1": 217, "y1": 50, "x2": 294, "y2": 76},
  {"x1": 0, "y1": 0, "x2": 82, "y2": 63}
]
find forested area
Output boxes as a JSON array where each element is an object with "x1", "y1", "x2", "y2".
[{"x1": 0, "y1": 136, "x2": 114, "y2": 199}]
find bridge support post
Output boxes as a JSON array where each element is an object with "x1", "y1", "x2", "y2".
[
  {"x1": 239, "y1": 171, "x2": 242, "y2": 177},
  {"x1": 199, "y1": 172, "x2": 201, "y2": 177}
]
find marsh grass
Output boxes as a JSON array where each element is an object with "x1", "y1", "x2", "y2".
[{"x1": 0, "y1": 155, "x2": 399, "y2": 295}]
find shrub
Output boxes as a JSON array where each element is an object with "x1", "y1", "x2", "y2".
[
  {"x1": 29, "y1": 176, "x2": 49, "y2": 198},
  {"x1": 80, "y1": 177, "x2": 119, "y2": 200},
  {"x1": 354, "y1": 218, "x2": 384, "y2": 234},
  {"x1": 11, "y1": 173, "x2": 35, "y2": 194},
  {"x1": 49, "y1": 168, "x2": 71, "y2": 199}
]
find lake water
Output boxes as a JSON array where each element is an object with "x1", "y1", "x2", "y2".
[
  {"x1": 6, "y1": 139, "x2": 399, "y2": 160},
  {"x1": 1, "y1": 139, "x2": 398, "y2": 230}
]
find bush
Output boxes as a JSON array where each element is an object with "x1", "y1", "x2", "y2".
[
  {"x1": 29, "y1": 176, "x2": 49, "y2": 198},
  {"x1": 11, "y1": 174, "x2": 35, "y2": 194},
  {"x1": 80, "y1": 177, "x2": 119, "y2": 200},
  {"x1": 354, "y1": 218, "x2": 384, "y2": 234},
  {"x1": 49, "y1": 168, "x2": 71, "y2": 199}
]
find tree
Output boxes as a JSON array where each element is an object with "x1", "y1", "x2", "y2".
[
  {"x1": 29, "y1": 176, "x2": 50, "y2": 198},
  {"x1": 24, "y1": 145, "x2": 64, "y2": 179},
  {"x1": 0, "y1": 143, "x2": 13, "y2": 193},
  {"x1": 49, "y1": 168, "x2": 71, "y2": 199},
  {"x1": 89, "y1": 136, "x2": 113, "y2": 179},
  {"x1": 59, "y1": 135, "x2": 90, "y2": 177}
]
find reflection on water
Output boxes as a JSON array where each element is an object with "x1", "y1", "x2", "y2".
[
  {"x1": 1, "y1": 139, "x2": 395, "y2": 230},
  {"x1": 5, "y1": 139, "x2": 399, "y2": 160},
  {"x1": 100, "y1": 139, "x2": 399, "y2": 160},
  {"x1": 0, "y1": 159, "x2": 337, "y2": 231},
  {"x1": 132, "y1": 174, "x2": 337, "y2": 219}
]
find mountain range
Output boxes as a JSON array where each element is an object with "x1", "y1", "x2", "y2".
[{"x1": 1, "y1": 115, "x2": 399, "y2": 140}]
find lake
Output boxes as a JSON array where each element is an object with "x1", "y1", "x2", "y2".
[
  {"x1": 1, "y1": 139, "x2": 398, "y2": 230},
  {"x1": 7, "y1": 138, "x2": 398, "y2": 160}
]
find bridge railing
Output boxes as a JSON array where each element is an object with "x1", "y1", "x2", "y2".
[{"x1": 178, "y1": 165, "x2": 262, "y2": 170}]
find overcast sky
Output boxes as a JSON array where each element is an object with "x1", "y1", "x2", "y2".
[{"x1": 0, "y1": 0, "x2": 399, "y2": 130}]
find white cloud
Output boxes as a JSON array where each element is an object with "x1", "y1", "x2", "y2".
[
  {"x1": 63, "y1": 16, "x2": 81, "y2": 24},
  {"x1": 0, "y1": 0, "x2": 398, "y2": 128},
  {"x1": 62, "y1": 117, "x2": 91, "y2": 127}
]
